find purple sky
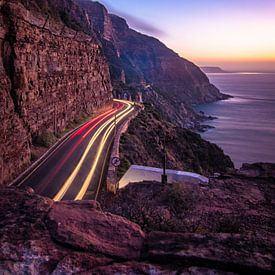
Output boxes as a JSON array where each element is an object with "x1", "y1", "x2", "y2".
[{"x1": 99, "y1": 0, "x2": 275, "y2": 72}]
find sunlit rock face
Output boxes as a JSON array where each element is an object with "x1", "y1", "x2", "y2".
[{"x1": 0, "y1": 0, "x2": 113, "y2": 184}]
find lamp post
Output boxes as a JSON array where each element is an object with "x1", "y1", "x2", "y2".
[
  {"x1": 157, "y1": 134, "x2": 167, "y2": 184},
  {"x1": 161, "y1": 136, "x2": 167, "y2": 184}
]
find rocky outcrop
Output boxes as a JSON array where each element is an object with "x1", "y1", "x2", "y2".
[
  {"x1": 238, "y1": 162, "x2": 275, "y2": 178},
  {"x1": 0, "y1": 186, "x2": 144, "y2": 273},
  {"x1": 0, "y1": 182, "x2": 274, "y2": 274},
  {"x1": 0, "y1": 0, "x2": 113, "y2": 184},
  {"x1": 78, "y1": 0, "x2": 225, "y2": 103}
]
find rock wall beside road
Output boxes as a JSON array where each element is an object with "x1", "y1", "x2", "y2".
[{"x1": 0, "y1": 1, "x2": 113, "y2": 184}]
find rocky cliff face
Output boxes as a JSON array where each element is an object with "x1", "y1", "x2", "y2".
[
  {"x1": 77, "y1": 0, "x2": 228, "y2": 127},
  {"x1": 0, "y1": 0, "x2": 113, "y2": 184}
]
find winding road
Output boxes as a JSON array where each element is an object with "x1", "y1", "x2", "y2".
[{"x1": 18, "y1": 99, "x2": 135, "y2": 201}]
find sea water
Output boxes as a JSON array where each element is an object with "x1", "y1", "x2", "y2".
[{"x1": 194, "y1": 73, "x2": 275, "y2": 168}]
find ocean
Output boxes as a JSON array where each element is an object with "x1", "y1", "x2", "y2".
[{"x1": 194, "y1": 73, "x2": 275, "y2": 168}]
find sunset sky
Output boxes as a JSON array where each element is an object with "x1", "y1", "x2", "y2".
[{"x1": 100, "y1": 0, "x2": 275, "y2": 72}]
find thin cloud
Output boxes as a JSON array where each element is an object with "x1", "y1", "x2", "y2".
[{"x1": 98, "y1": 0, "x2": 166, "y2": 37}]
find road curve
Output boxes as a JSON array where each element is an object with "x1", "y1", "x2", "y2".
[{"x1": 19, "y1": 99, "x2": 135, "y2": 201}]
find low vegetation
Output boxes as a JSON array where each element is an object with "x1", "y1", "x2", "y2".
[
  {"x1": 101, "y1": 182, "x2": 201, "y2": 232},
  {"x1": 101, "y1": 169, "x2": 274, "y2": 235},
  {"x1": 118, "y1": 103, "x2": 234, "y2": 178},
  {"x1": 33, "y1": 131, "x2": 57, "y2": 148}
]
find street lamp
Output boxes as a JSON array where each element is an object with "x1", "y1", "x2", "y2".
[{"x1": 156, "y1": 134, "x2": 167, "y2": 184}]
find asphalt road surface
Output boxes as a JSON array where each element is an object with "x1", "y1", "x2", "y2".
[{"x1": 18, "y1": 99, "x2": 135, "y2": 201}]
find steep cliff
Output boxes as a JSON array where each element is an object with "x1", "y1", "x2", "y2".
[
  {"x1": 77, "y1": 0, "x2": 228, "y2": 127},
  {"x1": 0, "y1": 0, "x2": 113, "y2": 184}
]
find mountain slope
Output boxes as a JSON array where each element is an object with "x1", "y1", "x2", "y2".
[{"x1": 77, "y1": 0, "x2": 228, "y2": 127}]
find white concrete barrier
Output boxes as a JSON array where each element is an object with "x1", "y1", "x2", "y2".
[{"x1": 119, "y1": 165, "x2": 209, "y2": 189}]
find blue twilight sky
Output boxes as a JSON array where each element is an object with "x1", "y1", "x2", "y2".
[{"x1": 99, "y1": 0, "x2": 275, "y2": 71}]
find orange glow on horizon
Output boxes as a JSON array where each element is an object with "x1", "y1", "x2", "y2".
[{"x1": 163, "y1": 10, "x2": 275, "y2": 71}]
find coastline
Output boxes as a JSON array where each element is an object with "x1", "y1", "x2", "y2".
[
  {"x1": 193, "y1": 94, "x2": 232, "y2": 133},
  {"x1": 193, "y1": 72, "x2": 275, "y2": 168}
]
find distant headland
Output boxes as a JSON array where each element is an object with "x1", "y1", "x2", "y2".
[{"x1": 200, "y1": 66, "x2": 230, "y2": 73}]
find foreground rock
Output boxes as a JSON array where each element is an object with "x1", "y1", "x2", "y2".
[
  {"x1": 47, "y1": 200, "x2": 145, "y2": 260},
  {"x1": 0, "y1": 181, "x2": 274, "y2": 274},
  {"x1": 238, "y1": 162, "x2": 275, "y2": 178},
  {"x1": 147, "y1": 232, "x2": 274, "y2": 274},
  {"x1": 0, "y1": 187, "x2": 144, "y2": 273}
]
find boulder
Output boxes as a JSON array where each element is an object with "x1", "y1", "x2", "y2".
[
  {"x1": 47, "y1": 200, "x2": 145, "y2": 260},
  {"x1": 0, "y1": 185, "x2": 274, "y2": 274}
]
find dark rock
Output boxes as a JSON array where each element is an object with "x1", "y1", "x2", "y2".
[
  {"x1": 51, "y1": 253, "x2": 113, "y2": 275},
  {"x1": 0, "y1": 187, "x2": 63, "y2": 274},
  {"x1": 146, "y1": 232, "x2": 275, "y2": 273},
  {"x1": 89, "y1": 261, "x2": 178, "y2": 275},
  {"x1": 0, "y1": 186, "x2": 144, "y2": 273},
  {"x1": 238, "y1": 163, "x2": 275, "y2": 178}
]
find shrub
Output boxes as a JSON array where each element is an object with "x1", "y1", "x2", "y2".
[
  {"x1": 34, "y1": 131, "x2": 57, "y2": 148},
  {"x1": 162, "y1": 183, "x2": 199, "y2": 215}
]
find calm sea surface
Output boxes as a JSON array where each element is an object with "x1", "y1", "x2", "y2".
[{"x1": 194, "y1": 73, "x2": 275, "y2": 168}]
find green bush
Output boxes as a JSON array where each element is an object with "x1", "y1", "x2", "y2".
[
  {"x1": 162, "y1": 183, "x2": 199, "y2": 215},
  {"x1": 34, "y1": 131, "x2": 57, "y2": 148}
]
